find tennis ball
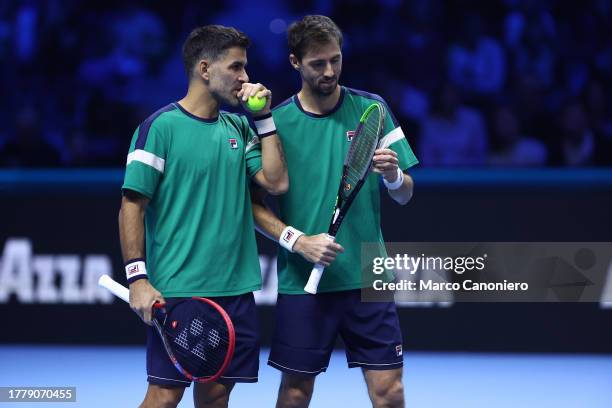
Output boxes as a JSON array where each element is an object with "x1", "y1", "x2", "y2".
[{"x1": 246, "y1": 95, "x2": 266, "y2": 112}]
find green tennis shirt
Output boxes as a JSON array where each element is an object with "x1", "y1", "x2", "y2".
[
  {"x1": 122, "y1": 103, "x2": 263, "y2": 297},
  {"x1": 269, "y1": 86, "x2": 419, "y2": 294}
]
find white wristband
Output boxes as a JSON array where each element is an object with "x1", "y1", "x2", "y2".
[
  {"x1": 383, "y1": 168, "x2": 404, "y2": 190},
  {"x1": 125, "y1": 260, "x2": 147, "y2": 283},
  {"x1": 279, "y1": 226, "x2": 304, "y2": 253},
  {"x1": 253, "y1": 113, "x2": 276, "y2": 138}
]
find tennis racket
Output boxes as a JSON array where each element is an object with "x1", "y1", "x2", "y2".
[
  {"x1": 304, "y1": 102, "x2": 386, "y2": 294},
  {"x1": 98, "y1": 274, "x2": 235, "y2": 383}
]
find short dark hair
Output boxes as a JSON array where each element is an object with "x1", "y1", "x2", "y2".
[
  {"x1": 287, "y1": 15, "x2": 343, "y2": 61},
  {"x1": 182, "y1": 25, "x2": 250, "y2": 76}
]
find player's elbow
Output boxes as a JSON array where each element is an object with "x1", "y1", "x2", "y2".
[
  {"x1": 390, "y1": 186, "x2": 414, "y2": 206},
  {"x1": 266, "y1": 177, "x2": 289, "y2": 195},
  {"x1": 256, "y1": 169, "x2": 289, "y2": 195},
  {"x1": 397, "y1": 190, "x2": 413, "y2": 205},
  {"x1": 396, "y1": 176, "x2": 414, "y2": 205}
]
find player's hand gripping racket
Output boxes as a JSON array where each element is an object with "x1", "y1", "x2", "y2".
[
  {"x1": 98, "y1": 274, "x2": 235, "y2": 383},
  {"x1": 304, "y1": 103, "x2": 386, "y2": 294}
]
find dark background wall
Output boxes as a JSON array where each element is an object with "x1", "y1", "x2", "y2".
[{"x1": 1, "y1": 169, "x2": 611, "y2": 352}]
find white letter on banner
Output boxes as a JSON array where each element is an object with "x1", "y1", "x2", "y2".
[
  {"x1": 56, "y1": 255, "x2": 81, "y2": 303},
  {"x1": 33, "y1": 255, "x2": 58, "y2": 303},
  {"x1": 600, "y1": 260, "x2": 612, "y2": 309},
  {"x1": 0, "y1": 239, "x2": 34, "y2": 302}
]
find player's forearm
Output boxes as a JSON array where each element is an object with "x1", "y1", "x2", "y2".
[
  {"x1": 251, "y1": 194, "x2": 286, "y2": 241},
  {"x1": 259, "y1": 134, "x2": 289, "y2": 194},
  {"x1": 251, "y1": 193, "x2": 337, "y2": 263},
  {"x1": 387, "y1": 172, "x2": 414, "y2": 205},
  {"x1": 118, "y1": 196, "x2": 147, "y2": 262},
  {"x1": 251, "y1": 110, "x2": 288, "y2": 194}
]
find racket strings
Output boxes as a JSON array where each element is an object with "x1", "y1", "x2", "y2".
[
  {"x1": 343, "y1": 109, "x2": 382, "y2": 196},
  {"x1": 163, "y1": 307, "x2": 231, "y2": 378},
  {"x1": 169, "y1": 319, "x2": 229, "y2": 375}
]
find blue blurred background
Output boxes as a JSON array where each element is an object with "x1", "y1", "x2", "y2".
[{"x1": 1, "y1": 0, "x2": 612, "y2": 167}]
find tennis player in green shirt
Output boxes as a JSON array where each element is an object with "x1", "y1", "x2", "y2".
[
  {"x1": 252, "y1": 15, "x2": 417, "y2": 408},
  {"x1": 119, "y1": 25, "x2": 287, "y2": 408}
]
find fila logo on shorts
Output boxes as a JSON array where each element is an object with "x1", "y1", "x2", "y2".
[
  {"x1": 229, "y1": 138, "x2": 238, "y2": 149},
  {"x1": 346, "y1": 130, "x2": 355, "y2": 142},
  {"x1": 282, "y1": 230, "x2": 294, "y2": 243},
  {"x1": 395, "y1": 345, "x2": 403, "y2": 357}
]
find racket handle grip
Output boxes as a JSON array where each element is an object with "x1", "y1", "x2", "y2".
[
  {"x1": 98, "y1": 274, "x2": 129, "y2": 303},
  {"x1": 303, "y1": 234, "x2": 336, "y2": 294},
  {"x1": 304, "y1": 264, "x2": 325, "y2": 294}
]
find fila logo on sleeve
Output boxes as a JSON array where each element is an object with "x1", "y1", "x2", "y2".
[
  {"x1": 395, "y1": 344, "x2": 403, "y2": 357},
  {"x1": 346, "y1": 130, "x2": 355, "y2": 142},
  {"x1": 229, "y1": 138, "x2": 238, "y2": 149},
  {"x1": 282, "y1": 230, "x2": 294, "y2": 243}
]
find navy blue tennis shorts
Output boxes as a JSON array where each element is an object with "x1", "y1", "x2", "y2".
[
  {"x1": 268, "y1": 289, "x2": 403, "y2": 376},
  {"x1": 147, "y1": 292, "x2": 260, "y2": 386}
]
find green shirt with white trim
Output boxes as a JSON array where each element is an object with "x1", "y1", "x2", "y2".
[
  {"x1": 269, "y1": 86, "x2": 419, "y2": 294},
  {"x1": 122, "y1": 103, "x2": 263, "y2": 297}
]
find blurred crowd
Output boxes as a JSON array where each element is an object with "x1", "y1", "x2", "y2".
[{"x1": 1, "y1": 0, "x2": 611, "y2": 167}]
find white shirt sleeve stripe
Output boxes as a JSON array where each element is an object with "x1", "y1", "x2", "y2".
[
  {"x1": 378, "y1": 127, "x2": 405, "y2": 149},
  {"x1": 126, "y1": 149, "x2": 165, "y2": 173},
  {"x1": 245, "y1": 136, "x2": 261, "y2": 154}
]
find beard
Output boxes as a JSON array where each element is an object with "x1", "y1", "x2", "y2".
[
  {"x1": 211, "y1": 88, "x2": 240, "y2": 107},
  {"x1": 304, "y1": 75, "x2": 338, "y2": 97},
  {"x1": 209, "y1": 75, "x2": 243, "y2": 107},
  {"x1": 316, "y1": 78, "x2": 338, "y2": 96}
]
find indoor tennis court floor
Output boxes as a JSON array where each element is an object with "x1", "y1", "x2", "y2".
[{"x1": 1, "y1": 346, "x2": 611, "y2": 407}]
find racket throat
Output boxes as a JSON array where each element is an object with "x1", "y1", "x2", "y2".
[{"x1": 332, "y1": 208, "x2": 340, "y2": 224}]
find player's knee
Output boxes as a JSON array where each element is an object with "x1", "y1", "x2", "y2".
[
  {"x1": 281, "y1": 386, "x2": 311, "y2": 406},
  {"x1": 194, "y1": 392, "x2": 229, "y2": 408},
  {"x1": 278, "y1": 374, "x2": 314, "y2": 407},
  {"x1": 141, "y1": 385, "x2": 184, "y2": 408},
  {"x1": 193, "y1": 382, "x2": 233, "y2": 408},
  {"x1": 371, "y1": 379, "x2": 404, "y2": 408}
]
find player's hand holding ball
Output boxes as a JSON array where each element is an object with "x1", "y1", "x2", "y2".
[{"x1": 238, "y1": 82, "x2": 271, "y2": 116}]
